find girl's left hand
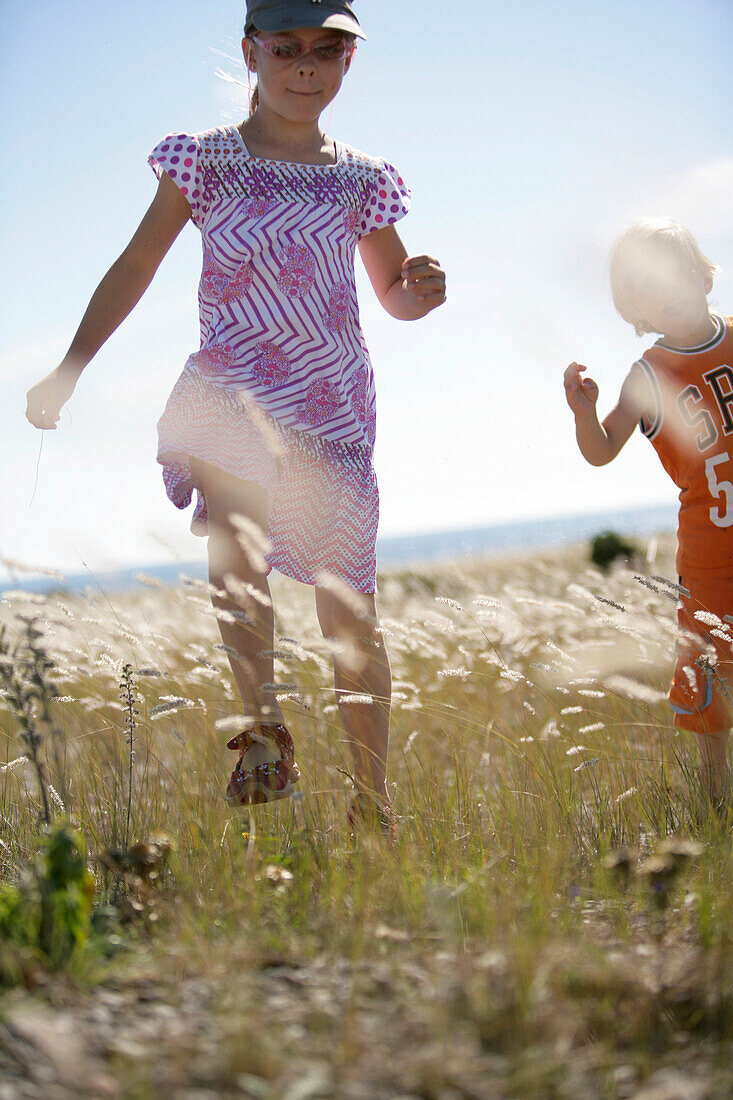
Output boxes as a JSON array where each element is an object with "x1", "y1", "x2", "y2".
[{"x1": 401, "y1": 256, "x2": 446, "y2": 312}]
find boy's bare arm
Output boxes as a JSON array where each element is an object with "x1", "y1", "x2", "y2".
[
  {"x1": 26, "y1": 172, "x2": 191, "y2": 429},
  {"x1": 564, "y1": 362, "x2": 649, "y2": 466}
]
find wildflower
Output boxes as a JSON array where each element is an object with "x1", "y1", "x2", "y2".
[
  {"x1": 652, "y1": 575, "x2": 689, "y2": 597},
  {"x1": 694, "y1": 610, "x2": 723, "y2": 627},
  {"x1": 338, "y1": 693, "x2": 373, "y2": 705},
  {"x1": 595, "y1": 596, "x2": 626, "y2": 612},
  {"x1": 435, "y1": 597, "x2": 463, "y2": 611},
  {"x1": 277, "y1": 692, "x2": 309, "y2": 709},
  {"x1": 578, "y1": 689, "x2": 605, "y2": 698},
  {"x1": 541, "y1": 719, "x2": 561, "y2": 739},
  {"x1": 561, "y1": 706, "x2": 583, "y2": 715},
  {"x1": 150, "y1": 697, "x2": 196, "y2": 718},
  {"x1": 215, "y1": 715, "x2": 256, "y2": 732},
  {"x1": 574, "y1": 758, "x2": 600, "y2": 772},
  {"x1": 606, "y1": 676, "x2": 667, "y2": 704},
  {"x1": 230, "y1": 513, "x2": 272, "y2": 573},
  {"x1": 634, "y1": 575, "x2": 660, "y2": 594},
  {"x1": 568, "y1": 583, "x2": 595, "y2": 603},
  {"x1": 0, "y1": 756, "x2": 28, "y2": 773},
  {"x1": 579, "y1": 722, "x2": 604, "y2": 733},
  {"x1": 223, "y1": 574, "x2": 272, "y2": 609},
  {"x1": 682, "y1": 664, "x2": 698, "y2": 690},
  {"x1": 183, "y1": 577, "x2": 227, "y2": 598},
  {"x1": 47, "y1": 785, "x2": 65, "y2": 813},
  {"x1": 615, "y1": 787, "x2": 638, "y2": 803},
  {"x1": 566, "y1": 745, "x2": 587, "y2": 756},
  {"x1": 134, "y1": 572, "x2": 165, "y2": 588},
  {"x1": 261, "y1": 682, "x2": 297, "y2": 693},
  {"x1": 438, "y1": 667, "x2": 470, "y2": 679},
  {"x1": 213, "y1": 606, "x2": 256, "y2": 626},
  {"x1": 523, "y1": 701, "x2": 536, "y2": 715},
  {"x1": 519, "y1": 736, "x2": 534, "y2": 743}
]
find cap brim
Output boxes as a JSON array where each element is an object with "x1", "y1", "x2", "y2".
[{"x1": 247, "y1": 13, "x2": 366, "y2": 40}]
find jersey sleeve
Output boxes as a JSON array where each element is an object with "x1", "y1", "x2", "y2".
[
  {"x1": 148, "y1": 132, "x2": 203, "y2": 227},
  {"x1": 358, "y1": 160, "x2": 411, "y2": 238},
  {"x1": 635, "y1": 358, "x2": 663, "y2": 440}
]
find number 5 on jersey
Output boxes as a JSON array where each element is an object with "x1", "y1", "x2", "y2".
[{"x1": 705, "y1": 451, "x2": 733, "y2": 528}]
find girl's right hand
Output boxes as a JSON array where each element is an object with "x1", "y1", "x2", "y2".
[
  {"x1": 25, "y1": 362, "x2": 81, "y2": 429},
  {"x1": 564, "y1": 361, "x2": 599, "y2": 416}
]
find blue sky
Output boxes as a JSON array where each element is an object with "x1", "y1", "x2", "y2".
[{"x1": 2, "y1": 1, "x2": 733, "y2": 579}]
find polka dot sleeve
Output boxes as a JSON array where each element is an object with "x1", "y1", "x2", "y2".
[
  {"x1": 358, "y1": 160, "x2": 411, "y2": 238},
  {"x1": 148, "y1": 132, "x2": 203, "y2": 226}
]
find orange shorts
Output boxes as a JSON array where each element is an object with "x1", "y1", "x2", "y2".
[{"x1": 670, "y1": 574, "x2": 733, "y2": 735}]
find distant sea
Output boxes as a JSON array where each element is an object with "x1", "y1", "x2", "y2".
[{"x1": 1, "y1": 502, "x2": 678, "y2": 595}]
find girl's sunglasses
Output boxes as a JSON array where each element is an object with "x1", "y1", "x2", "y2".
[{"x1": 252, "y1": 34, "x2": 354, "y2": 63}]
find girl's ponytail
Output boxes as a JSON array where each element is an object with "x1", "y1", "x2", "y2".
[{"x1": 245, "y1": 31, "x2": 259, "y2": 117}]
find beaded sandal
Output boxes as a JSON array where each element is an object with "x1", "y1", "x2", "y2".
[{"x1": 225, "y1": 723, "x2": 301, "y2": 806}]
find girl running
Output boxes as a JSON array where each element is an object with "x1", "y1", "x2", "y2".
[{"x1": 25, "y1": 0, "x2": 446, "y2": 824}]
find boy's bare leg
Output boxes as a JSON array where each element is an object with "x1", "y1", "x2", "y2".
[
  {"x1": 696, "y1": 729, "x2": 731, "y2": 802},
  {"x1": 315, "y1": 588, "x2": 391, "y2": 802},
  {"x1": 191, "y1": 458, "x2": 283, "y2": 728}
]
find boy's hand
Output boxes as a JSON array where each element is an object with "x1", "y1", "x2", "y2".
[
  {"x1": 564, "y1": 361, "x2": 599, "y2": 416},
  {"x1": 25, "y1": 362, "x2": 81, "y2": 429},
  {"x1": 401, "y1": 255, "x2": 446, "y2": 313}
]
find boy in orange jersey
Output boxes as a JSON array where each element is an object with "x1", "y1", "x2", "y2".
[{"x1": 564, "y1": 218, "x2": 732, "y2": 801}]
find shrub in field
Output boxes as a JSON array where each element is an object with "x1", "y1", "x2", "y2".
[{"x1": 589, "y1": 530, "x2": 638, "y2": 570}]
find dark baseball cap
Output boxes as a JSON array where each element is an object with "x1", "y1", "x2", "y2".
[{"x1": 245, "y1": 1, "x2": 366, "y2": 40}]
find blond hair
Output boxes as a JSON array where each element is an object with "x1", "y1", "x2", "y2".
[{"x1": 610, "y1": 217, "x2": 719, "y2": 336}]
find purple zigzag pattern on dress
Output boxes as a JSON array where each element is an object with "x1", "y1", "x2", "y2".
[
  {"x1": 195, "y1": 195, "x2": 373, "y2": 441},
  {"x1": 157, "y1": 366, "x2": 377, "y2": 591}
]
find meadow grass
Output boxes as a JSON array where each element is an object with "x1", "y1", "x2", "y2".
[{"x1": 1, "y1": 535, "x2": 731, "y2": 1098}]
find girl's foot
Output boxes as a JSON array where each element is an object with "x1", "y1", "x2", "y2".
[
  {"x1": 346, "y1": 791, "x2": 398, "y2": 840},
  {"x1": 225, "y1": 723, "x2": 300, "y2": 806}
]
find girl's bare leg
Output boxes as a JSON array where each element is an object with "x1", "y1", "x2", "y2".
[
  {"x1": 696, "y1": 729, "x2": 732, "y2": 801},
  {"x1": 315, "y1": 588, "x2": 391, "y2": 801},
  {"x1": 191, "y1": 458, "x2": 283, "y2": 727}
]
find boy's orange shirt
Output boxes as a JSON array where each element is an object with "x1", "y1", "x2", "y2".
[{"x1": 637, "y1": 313, "x2": 733, "y2": 581}]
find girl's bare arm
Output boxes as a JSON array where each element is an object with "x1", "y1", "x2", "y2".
[
  {"x1": 358, "y1": 225, "x2": 445, "y2": 320},
  {"x1": 26, "y1": 172, "x2": 192, "y2": 429}
]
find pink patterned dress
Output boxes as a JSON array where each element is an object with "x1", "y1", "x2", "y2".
[{"x1": 149, "y1": 125, "x2": 410, "y2": 593}]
